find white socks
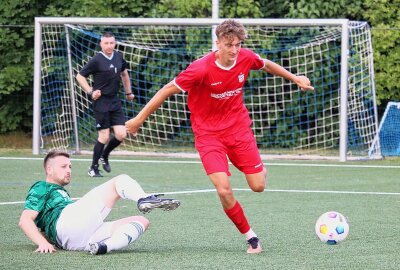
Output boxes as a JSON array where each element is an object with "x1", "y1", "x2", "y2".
[
  {"x1": 114, "y1": 174, "x2": 148, "y2": 201},
  {"x1": 104, "y1": 221, "x2": 146, "y2": 252},
  {"x1": 244, "y1": 228, "x2": 257, "y2": 240}
]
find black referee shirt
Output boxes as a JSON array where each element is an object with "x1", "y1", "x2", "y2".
[{"x1": 79, "y1": 51, "x2": 127, "y2": 112}]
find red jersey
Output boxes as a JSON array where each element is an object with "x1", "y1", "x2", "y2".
[{"x1": 173, "y1": 48, "x2": 265, "y2": 136}]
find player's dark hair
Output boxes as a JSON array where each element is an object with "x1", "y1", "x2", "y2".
[
  {"x1": 43, "y1": 150, "x2": 70, "y2": 169},
  {"x1": 102, "y1": 31, "x2": 115, "y2": 38},
  {"x1": 215, "y1": 19, "x2": 248, "y2": 41}
]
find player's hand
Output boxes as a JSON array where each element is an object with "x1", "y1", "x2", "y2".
[
  {"x1": 92, "y1": 89, "x2": 102, "y2": 100},
  {"x1": 126, "y1": 93, "x2": 135, "y2": 101},
  {"x1": 125, "y1": 118, "x2": 141, "y2": 136},
  {"x1": 35, "y1": 243, "x2": 56, "y2": 253},
  {"x1": 294, "y1": 75, "x2": 314, "y2": 92}
]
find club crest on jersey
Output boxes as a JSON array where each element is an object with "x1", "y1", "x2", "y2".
[{"x1": 238, "y1": 73, "x2": 244, "y2": 83}]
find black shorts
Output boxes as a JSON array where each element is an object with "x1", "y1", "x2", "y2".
[{"x1": 94, "y1": 107, "x2": 125, "y2": 130}]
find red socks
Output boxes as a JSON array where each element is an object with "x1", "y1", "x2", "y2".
[{"x1": 224, "y1": 201, "x2": 250, "y2": 234}]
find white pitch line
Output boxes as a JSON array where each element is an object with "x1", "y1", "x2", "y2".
[
  {"x1": 0, "y1": 156, "x2": 200, "y2": 164},
  {"x1": 0, "y1": 156, "x2": 399, "y2": 168},
  {"x1": 236, "y1": 188, "x2": 400, "y2": 196},
  {"x1": 163, "y1": 188, "x2": 400, "y2": 196},
  {"x1": 3, "y1": 188, "x2": 399, "y2": 206}
]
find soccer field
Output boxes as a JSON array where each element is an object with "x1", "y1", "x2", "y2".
[{"x1": 0, "y1": 155, "x2": 399, "y2": 270}]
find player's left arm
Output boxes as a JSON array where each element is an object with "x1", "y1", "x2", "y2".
[
  {"x1": 121, "y1": 69, "x2": 134, "y2": 101},
  {"x1": 262, "y1": 59, "x2": 314, "y2": 92}
]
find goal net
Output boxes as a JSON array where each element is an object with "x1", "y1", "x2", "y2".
[{"x1": 33, "y1": 18, "x2": 379, "y2": 160}]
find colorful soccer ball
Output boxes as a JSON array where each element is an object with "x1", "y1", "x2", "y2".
[{"x1": 315, "y1": 211, "x2": 349, "y2": 245}]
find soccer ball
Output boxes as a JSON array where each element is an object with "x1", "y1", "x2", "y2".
[{"x1": 315, "y1": 211, "x2": 349, "y2": 245}]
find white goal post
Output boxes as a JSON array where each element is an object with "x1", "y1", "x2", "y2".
[{"x1": 33, "y1": 17, "x2": 380, "y2": 161}]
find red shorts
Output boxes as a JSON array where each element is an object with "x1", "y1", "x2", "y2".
[{"x1": 195, "y1": 127, "x2": 264, "y2": 176}]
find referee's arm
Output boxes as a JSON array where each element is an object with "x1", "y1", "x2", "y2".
[
  {"x1": 121, "y1": 69, "x2": 133, "y2": 99},
  {"x1": 76, "y1": 73, "x2": 93, "y2": 95}
]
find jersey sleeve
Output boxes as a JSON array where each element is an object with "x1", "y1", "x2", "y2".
[
  {"x1": 248, "y1": 49, "x2": 265, "y2": 70},
  {"x1": 79, "y1": 55, "x2": 98, "y2": 77},
  {"x1": 24, "y1": 182, "x2": 47, "y2": 212},
  {"x1": 173, "y1": 60, "x2": 204, "y2": 92}
]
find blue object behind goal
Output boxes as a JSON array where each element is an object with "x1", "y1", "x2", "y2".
[{"x1": 375, "y1": 102, "x2": 400, "y2": 156}]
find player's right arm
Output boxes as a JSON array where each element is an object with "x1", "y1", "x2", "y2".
[
  {"x1": 76, "y1": 73, "x2": 102, "y2": 101},
  {"x1": 125, "y1": 81, "x2": 181, "y2": 135},
  {"x1": 76, "y1": 73, "x2": 92, "y2": 95},
  {"x1": 19, "y1": 209, "x2": 56, "y2": 253}
]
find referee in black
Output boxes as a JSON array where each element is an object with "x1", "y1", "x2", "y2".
[{"x1": 76, "y1": 32, "x2": 134, "y2": 177}]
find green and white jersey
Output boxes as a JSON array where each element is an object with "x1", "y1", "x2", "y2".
[{"x1": 24, "y1": 181, "x2": 74, "y2": 245}]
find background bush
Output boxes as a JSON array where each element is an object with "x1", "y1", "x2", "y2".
[{"x1": 0, "y1": 0, "x2": 398, "y2": 134}]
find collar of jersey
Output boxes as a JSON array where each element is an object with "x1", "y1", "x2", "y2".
[
  {"x1": 214, "y1": 59, "x2": 236, "y2": 70},
  {"x1": 100, "y1": 51, "x2": 114, "y2": 60}
]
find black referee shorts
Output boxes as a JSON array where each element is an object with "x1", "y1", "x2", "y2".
[{"x1": 94, "y1": 107, "x2": 125, "y2": 130}]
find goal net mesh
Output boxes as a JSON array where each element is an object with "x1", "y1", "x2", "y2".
[{"x1": 37, "y1": 20, "x2": 378, "y2": 158}]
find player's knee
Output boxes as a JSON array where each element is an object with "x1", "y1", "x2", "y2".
[
  {"x1": 261, "y1": 168, "x2": 268, "y2": 188},
  {"x1": 114, "y1": 130, "x2": 127, "y2": 141},
  {"x1": 133, "y1": 216, "x2": 150, "y2": 230},
  {"x1": 249, "y1": 176, "x2": 265, "y2": 192},
  {"x1": 216, "y1": 186, "x2": 233, "y2": 198},
  {"x1": 251, "y1": 181, "x2": 265, "y2": 192},
  {"x1": 116, "y1": 173, "x2": 131, "y2": 180},
  {"x1": 98, "y1": 129, "x2": 110, "y2": 143},
  {"x1": 249, "y1": 170, "x2": 267, "y2": 192},
  {"x1": 113, "y1": 174, "x2": 132, "y2": 185},
  {"x1": 116, "y1": 133, "x2": 126, "y2": 141}
]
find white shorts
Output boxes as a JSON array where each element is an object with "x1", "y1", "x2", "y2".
[{"x1": 56, "y1": 184, "x2": 113, "y2": 251}]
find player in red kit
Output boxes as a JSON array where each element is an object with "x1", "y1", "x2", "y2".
[{"x1": 126, "y1": 19, "x2": 314, "y2": 253}]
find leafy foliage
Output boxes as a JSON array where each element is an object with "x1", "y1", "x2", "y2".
[
  {"x1": 150, "y1": 0, "x2": 211, "y2": 18},
  {"x1": 0, "y1": 0, "x2": 36, "y2": 132},
  {"x1": 0, "y1": 0, "x2": 398, "y2": 136},
  {"x1": 282, "y1": 0, "x2": 400, "y2": 110},
  {"x1": 363, "y1": 0, "x2": 400, "y2": 108},
  {"x1": 220, "y1": 0, "x2": 262, "y2": 18},
  {"x1": 284, "y1": 0, "x2": 362, "y2": 19}
]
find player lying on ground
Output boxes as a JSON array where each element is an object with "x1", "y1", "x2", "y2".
[{"x1": 18, "y1": 150, "x2": 180, "y2": 255}]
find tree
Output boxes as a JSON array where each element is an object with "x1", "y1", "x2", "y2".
[
  {"x1": 0, "y1": 0, "x2": 156, "y2": 134},
  {"x1": 0, "y1": 0, "x2": 398, "y2": 134},
  {"x1": 283, "y1": 0, "x2": 363, "y2": 19},
  {"x1": 149, "y1": 0, "x2": 211, "y2": 18},
  {"x1": 363, "y1": 0, "x2": 400, "y2": 108},
  {"x1": 0, "y1": 0, "x2": 37, "y2": 132},
  {"x1": 278, "y1": 0, "x2": 400, "y2": 110},
  {"x1": 148, "y1": 0, "x2": 263, "y2": 19}
]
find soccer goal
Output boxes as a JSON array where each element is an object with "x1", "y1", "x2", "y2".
[{"x1": 33, "y1": 17, "x2": 380, "y2": 161}]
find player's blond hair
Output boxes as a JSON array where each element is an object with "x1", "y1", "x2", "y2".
[{"x1": 215, "y1": 19, "x2": 248, "y2": 41}]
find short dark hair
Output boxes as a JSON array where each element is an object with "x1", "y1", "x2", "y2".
[
  {"x1": 102, "y1": 31, "x2": 115, "y2": 38},
  {"x1": 215, "y1": 19, "x2": 247, "y2": 41},
  {"x1": 43, "y1": 150, "x2": 70, "y2": 169}
]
